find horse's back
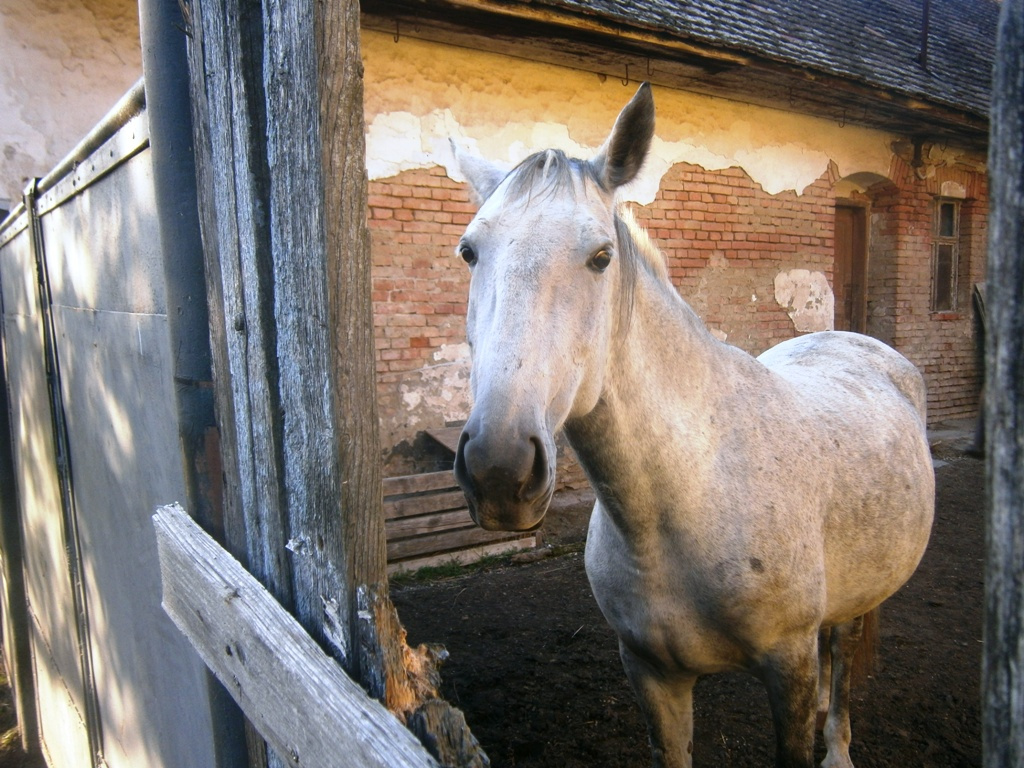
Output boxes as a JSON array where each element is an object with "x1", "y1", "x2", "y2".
[{"x1": 757, "y1": 331, "x2": 927, "y2": 424}]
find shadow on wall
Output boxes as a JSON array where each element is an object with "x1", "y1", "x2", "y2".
[{"x1": 0, "y1": 120, "x2": 220, "y2": 767}]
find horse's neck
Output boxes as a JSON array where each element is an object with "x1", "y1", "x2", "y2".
[{"x1": 566, "y1": 270, "x2": 747, "y2": 532}]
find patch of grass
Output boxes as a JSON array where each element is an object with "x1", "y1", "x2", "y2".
[
  {"x1": 544, "y1": 541, "x2": 585, "y2": 558},
  {"x1": 0, "y1": 727, "x2": 20, "y2": 754},
  {"x1": 389, "y1": 553, "x2": 512, "y2": 587}
]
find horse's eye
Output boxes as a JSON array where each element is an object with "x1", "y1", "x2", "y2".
[
  {"x1": 588, "y1": 249, "x2": 612, "y2": 273},
  {"x1": 459, "y1": 244, "x2": 477, "y2": 266}
]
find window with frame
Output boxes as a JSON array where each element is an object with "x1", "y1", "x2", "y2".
[{"x1": 932, "y1": 198, "x2": 960, "y2": 312}]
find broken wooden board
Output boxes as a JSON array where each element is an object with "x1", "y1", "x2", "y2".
[{"x1": 153, "y1": 503, "x2": 439, "y2": 768}]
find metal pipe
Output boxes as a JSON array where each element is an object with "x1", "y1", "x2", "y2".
[
  {"x1": 0, "y1": 228, "x2": 39, "y2": 759},
  {"x1": 137, "y1": 1, "x2": 246, "y2": 763},
  {"x1": 36, "y1": 79, "x2": 145, "y2": 197}
]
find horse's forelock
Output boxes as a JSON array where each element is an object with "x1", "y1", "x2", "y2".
[
  {"x1": 498, "y1": 150, "x2": 671, "y2": 334},
  {"x1": 504, "y1": 149, "x2": 603, "y2": 204}
]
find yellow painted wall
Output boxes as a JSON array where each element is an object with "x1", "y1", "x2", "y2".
[
  {"x1": 362, "y1": 29, "x2": 896, "y2": 201},
  {"x1": 0, "y1": 0, "x2": 142, "y2": 208}
]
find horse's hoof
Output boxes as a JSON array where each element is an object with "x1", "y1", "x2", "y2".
[{"x1": 820, "y1": 753, "x2": 855, "y2": 768}]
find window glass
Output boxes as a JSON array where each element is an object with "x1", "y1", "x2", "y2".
[
  {"x1": 932, "y1": 199, "x2": 961, "y2": 312},
  {"x1": 938, "y1": 201, "x2": 957, "y2": 238},
  {"x1": 934, "y1": 244, "x2": 954, "y2": 311}
]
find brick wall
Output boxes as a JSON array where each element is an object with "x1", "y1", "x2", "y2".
[
  {"x1": 633, "y1": 163, "x2": 835, "y2": 355},
  {"x1": 369, "y1": 166, "x2": 472, "y2": 379},
  {"x1": 369, "y1": 157, "x2": 987, "y2": 480},
  {"x1": 865, "y1": 179, "x2": 903, "y2": 347},
  {"x1": 879, "y1": 155, "x2": 989, "y2": 423},
  {"x1": 368, "y1": 167, "x2": 476, "y2": 475}
]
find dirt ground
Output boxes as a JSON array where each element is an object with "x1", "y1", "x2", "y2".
[
  {"x1": 0, "y1": 446, "x2": 982, "y2": 768},
  {"x1": 393, "y1": 453, "x2": 984, "y2": 768}
]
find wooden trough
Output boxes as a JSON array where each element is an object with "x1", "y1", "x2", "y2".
[
  {"x1": 384, "y1": 470, "x2": 537, "y2": 573},
  {"x1": 384, "y1": 428, "x2": 539, "y2": 575}
]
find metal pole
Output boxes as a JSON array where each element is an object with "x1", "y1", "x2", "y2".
[{"x1": 137, "y1": 1, "x2": 246, "y2": 764}]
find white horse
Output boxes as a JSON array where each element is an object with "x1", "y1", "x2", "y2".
[{"x1": 451, "y1": 84, "x2": 934, "y2": 768}]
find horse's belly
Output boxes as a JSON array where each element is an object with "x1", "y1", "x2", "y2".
[
  {"x1": 823, "y1": 463, "x2": 935, "y2": 622},
  {"x1": 814, "y1": 409, "x2": 935, "y2": 623}
]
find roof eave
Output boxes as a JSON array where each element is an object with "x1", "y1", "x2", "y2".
[{"x1": 362, "y1": 0, "x2": 989, "y2": 152}]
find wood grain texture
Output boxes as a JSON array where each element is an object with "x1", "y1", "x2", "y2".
[
  {"x1": 387, "y1": 527, "x2": 534, "y2": 562},
  {"x1": 382, "y1": 470, "x2": 537, "y2": 568},
  {"x1": 186, "y1": 0, "x2": 294, "y2": 604},
  {"x1": 260, "y1": 0, "x2": 354, "y2": 667},
  {"x1": 154, "y1": 503, "x2": 439, "y2": 768},
  {"x1": 385, "y1": 490, "x2": 469, "y2": 520},
  {"x1": 983, "y1": 1, "x2": 1024, "y2": 765},
  {"x1": 384, "y1": 471, "x2": 464, "y2": 498},
  {"x1": 186, "y1": 2, "x2": 489, "y2": 762},
  {"x1": 386, "y1": 509, "x2": 477, "y2": 539},
  {"x1": 315, "y1": 0, "x2": 389, "y2": 679}
]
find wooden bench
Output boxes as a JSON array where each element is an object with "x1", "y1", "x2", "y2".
[{"x1": 383, "y1": 470, "x2": 537, "y2": 574}]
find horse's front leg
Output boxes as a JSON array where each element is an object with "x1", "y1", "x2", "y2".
[
  {"x1": 758, "y1": 633, "x2": 820, "y2": 768},
  {"x1": 619, "y1": 643, "x2": 697, "y2": 768}
]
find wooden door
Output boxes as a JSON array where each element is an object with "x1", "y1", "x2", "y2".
[{"x1": 834, "y1": 204, "x2": 867, "y2": 333}]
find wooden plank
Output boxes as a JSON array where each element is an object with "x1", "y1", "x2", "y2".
[
  {"x1": 153, "y1": 504, "x2": 439, "y2": 768},
  {"x1": 263, "y1": 0, "x2": 357, "y2": 662},
  {"x1": 423, "y1": 427, "x2": 462, "y2": 455},
  {"x1": 187, "y1": 0, "x2": 293, "y2": 604},
  {"x1": 384, "y1": 490, "x2": 467, "y2": 521},
  {"x1": 984, "y1": 2, "x2": 1024, "y2": 765},
  {"x1": 388, "y1": 537, "x2": 537, "y2": 575},
  {"x1": 385, "y1": 509, "x2": 475, "y2": 540},
  {"x1": 187, "y1": 0, "x2": 488, "y2": 762},
  {"x1": 386, "y1": 527, "x2": 531, "y2": 562},
  {"x1": 383, "y1": 471, "x2": 460, "y2": 497}
]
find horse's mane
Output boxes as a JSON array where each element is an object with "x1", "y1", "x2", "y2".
[{"x1": 615, "y1": 206, "x2": 670, "y2": 286}]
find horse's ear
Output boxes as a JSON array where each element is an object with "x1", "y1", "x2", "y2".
[
  {"x1": 451, "y1": 139, "x2": 508, "y2": 204},
  {"x1": 590, "y1": 82, "x2": 655, "y2": 190}
]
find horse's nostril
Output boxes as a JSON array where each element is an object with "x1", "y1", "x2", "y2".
[
  {"x1": 517, "y1": 436, "x2": 550, "y2": 502},
  {"x1": 454, "y1": 429, "x2": 473, "y2": 490},
  {"x1": 455, "y1": 424, "x2": 551, "y2": 511}
]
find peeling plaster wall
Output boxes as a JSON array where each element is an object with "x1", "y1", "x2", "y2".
[
  {"x1": 774, "y1": 269, "x2": 835, "y2": 332},
  {"x1": 363, "y1": 30, "x2": 894, "y2": 201},
  {"x1": 397, "y1": 344, "x2": 473, "y2": 433},
  {"x1": 0, "y1": 0, "x2": 142, "y2": 207}
]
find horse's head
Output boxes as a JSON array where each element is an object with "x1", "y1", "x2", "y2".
[{"x1": 452, "y1": 83, "x2": 655, "y2": 531}]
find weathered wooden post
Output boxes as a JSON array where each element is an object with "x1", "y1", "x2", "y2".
[
  {"x1": 182, "y1": 0, "x2": 485, "y2": 764},
  {"x1": 984, "y1": 0, "x2": 1024, "y2": 765}
]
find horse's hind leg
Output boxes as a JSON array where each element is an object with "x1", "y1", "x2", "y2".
[
  {"x1": 619, "y1": 643, "x2": 697, "y2": 768},
  {"x1": 817, "y1": 627, "x2": 832, "y2": 726},
  {"x1": 759, "y1": 633, "x2": 819, "y2": 768},
  {"x1": 821, "y1": 615, "x2": 865, "y2": 768}
]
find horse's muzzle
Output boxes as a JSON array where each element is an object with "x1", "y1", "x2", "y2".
[{"x1": 454, "y1": 425, "x2": 554, "y2": 531}]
